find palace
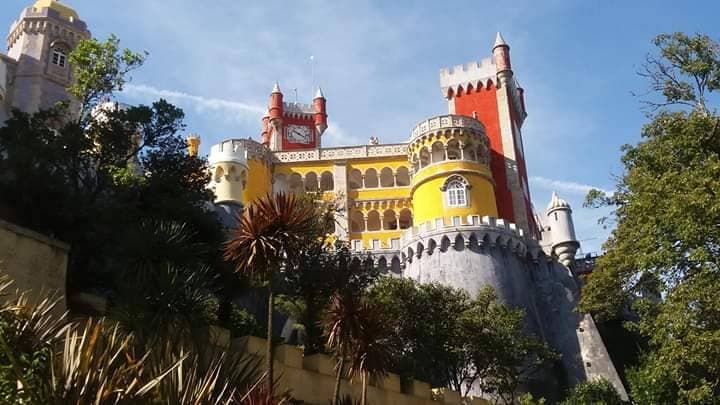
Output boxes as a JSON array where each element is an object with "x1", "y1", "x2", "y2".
[{"x1": 1, "y1": 0, "x2": 627, "y2": 399}]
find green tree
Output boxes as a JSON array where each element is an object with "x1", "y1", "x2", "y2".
[
  {"x1": 560, "y1": 379, "x2": 623, "y2": 405},
  {"x1": 582, "y1": 32, "x2": 720, "y2": 403},
  {"x1": 369, "y1": 278, "x2": 554, "y2": 401},
  {"x1": 224, "y1": 192, "x2": 319, "y2": 394}
]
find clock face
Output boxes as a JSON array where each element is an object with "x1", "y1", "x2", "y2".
[{"x1": 286, "y1": 125, "x2": 312, "y2": 144}]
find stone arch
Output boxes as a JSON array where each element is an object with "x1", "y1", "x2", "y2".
[
  {"x1": 349, "y1": 169, "x2": 363, "y2": 189},
  {"x1": 350, "y1": 210, "x2": 365, "y2": 232},
  {"x1": 419, "y1": 147, "x2": 431, "y2": 168},
  {"x1": 364, "y1": 168, "x2": 379, "y2": 188},
  {"x1": 228, "y1": 165, "x2": 239, "y2": 181},
  {"x1": 469, "y1": 233, "x2": 479, "y2": 251},
  {"x1": 273, "y1": 173, "x2": 288, "y2": 193},
  {"x1": 431, "y1": 141, "x2": 445, "y2": 163},
  {"x1": 391, "y1": 256, "x2": 401, "y2": 274},
  {"x1": 398, "y1": 208, "x2": 413, "y2": 229},
  {"x1": 378, "y1": 256, "x2": 388, "y2": 272},
  {"x1": 289, "y1": 173, "x2": 303, "y2": 193},
  {"x1": 440, "y1": 235, "x2": 451, "y2": 252},
  {"x1": 366, "y1": 210, "x2": 381, "y2": 231},
  {"x1": 446, "y1": 139, "x2": 461, "y2": 160},
  {"x1": 464, "y1": 142, "x2": 477, "y2": 161},
  {"x1": 427, "y1": 238, "x2": 437, "y2": 255},
  {"x1": 416, "y1": 242, "x2": 424, "y2": 257},
  {"x1": 407, "y1": 247, "x2": 414, "y2": 260},
  {"x1": 411, "y1": 156, "x2": 420, "y2": 173},
  {"x1": 396, "y1": 166, "x2": 410, "y2": 187},
  {"x1": 304, "y1": 172, "x2": 318, "y2": 192},
  {"x1": 454, "y1": 234, "x2": 465, "y2": 251},
  {"x1": 383, "y1": 209, "x2": 397, "y2": 230},
  {"x1": 320, "y1": 171, "x2": 334, "y2": 191},
  {"x1": 214, "y1": 166, "x2": 224, "y2": 183},
  {"x1": 380, "y1": 167, "x2": 394, "y2": 187},
  {"x1": 240, "y1": 169, "x2": 247, "y2": 188}
]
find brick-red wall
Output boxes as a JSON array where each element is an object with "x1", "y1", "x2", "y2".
[
  {"x1": 453, "y1": 82, "x2": 515, "y2": 222},
  {"x1": 280, "y1": 116, "x2": 318, "y2": 150}
]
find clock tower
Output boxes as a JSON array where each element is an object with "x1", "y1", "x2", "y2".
[{"x1": 261, "y1": 83, "x2": 328, "y2": 151}]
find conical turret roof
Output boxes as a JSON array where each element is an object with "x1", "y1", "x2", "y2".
[
  {"x1": 547, "y1": 192, "x2": 570, "y2": 211},
  {"x1": 494, "y1": 32, "x2": 508, "y2": 48}
]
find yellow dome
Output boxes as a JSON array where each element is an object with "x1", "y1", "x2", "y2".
[{"x1": 33, "y1": 0, "x2": 79, "y2": 20}]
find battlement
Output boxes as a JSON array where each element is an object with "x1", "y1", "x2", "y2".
[
  {"x1": 439, "y1": 58, "x2": 496, "y2": 97},
  {"x1": 400, "y1": 215, "x2": 542, "y2": 262},
  {"x1": 283, "y1": 101, "x2": 315, "y2": 115},
  {"x1": 208, "y1": 140, "x2": 249, "y2": 167},
  {"x1": 410, "y1": 114, "x2": 486, "y2": 143}
]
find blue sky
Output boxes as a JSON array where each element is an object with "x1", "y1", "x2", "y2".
[{"x1": 3, "y1": 1, "x2": 718, "y2": 253}]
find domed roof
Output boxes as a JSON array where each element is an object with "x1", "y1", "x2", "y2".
[
  {"x1": 547, "y1": 192, "x2": 570, "y2": 211},
  {"x1": 33, "y1": 0, "x2": 79, "y2": 20}
]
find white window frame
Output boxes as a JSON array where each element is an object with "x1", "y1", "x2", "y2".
[
  {"x1": 52, "y1": 48, "x2": 67, "y2": 68},
  {"x1": 441, "y1": 175, "x2": 471, "y2": 208}
]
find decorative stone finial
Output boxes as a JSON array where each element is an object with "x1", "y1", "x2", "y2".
[
  {"x1": 272, "y1": 81, "x2": 281, "y2": 94},
  {"x1": 314, "y1": 86, "x2": 325, "y2": 99}
]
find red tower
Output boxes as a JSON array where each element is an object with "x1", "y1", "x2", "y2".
[
  {"x1": 261, "y1": 83, "x2": 328, "y2": 151},
  {"x1": 439, "y1": 33, "x2": 536, "y2": 237}
]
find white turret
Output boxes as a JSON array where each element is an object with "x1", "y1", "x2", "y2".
[
  {"x1": 208, "y1": 140, "x2": 249, "y2": 205},
  {"x1": 546, "y1": 192, "x2": 579, "y2": 268}
]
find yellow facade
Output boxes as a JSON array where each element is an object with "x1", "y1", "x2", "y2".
[
  {"x1": 411, "y1": 160, "x2": 497, "y2": 224},
  {"x1": 211, "y1": 114, "x2": 496, "y2": 257},
  {"x1": 243, "y1": 158, "x2": 272, "y2": 203}
]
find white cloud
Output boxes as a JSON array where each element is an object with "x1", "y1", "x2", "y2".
[
  {"x1": 530, "y1": 176, "x2": 611, "y2": 196},
  {"x1": 122, "y1": 84, "x2": 265, "y2": 118}
]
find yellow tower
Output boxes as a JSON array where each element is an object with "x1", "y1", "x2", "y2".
[
  {"x1": 186, "y1": 133, "x2": 201, "y2": 157},
  {"x1": 408, "y1": 114, "x2": 497, "y2": 225}
]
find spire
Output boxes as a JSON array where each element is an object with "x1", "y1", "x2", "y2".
[
  {"x1": 547, "y1": 192, "x2": 570, "y2": 211},
  {"x1": 272, "y1": 81, "x2": 281, "y2": 94},
  {"x1": 494, "y1": 32, "x2": 508, "y2": 49},
  {"x1": 314, "y1": 86, "x2": 325, "y2": 99}
]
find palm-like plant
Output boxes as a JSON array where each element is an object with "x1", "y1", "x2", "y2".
[
  {"x1": 322, "y1": 293, "x2": 393, "y2": 405},
  {"x1": 224, "y1": 192, "x2": 319, "y2": 393}
]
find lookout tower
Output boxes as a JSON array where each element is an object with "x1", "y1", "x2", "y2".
[
  {"x1": 261, "y1": 82, "x2": 328, "y2": 152},
  {"x1": 439, "y1": 33, "x2": 534, "y2": 237},
  {"x1": 7, "y1": 0, "x2": 91, "y2": 113}
]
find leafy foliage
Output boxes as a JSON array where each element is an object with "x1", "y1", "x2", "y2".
[
  {"x1": 582, "y1": 32, "x2": 720, "y2": 403},
  {"x1": 0, "y1": 273, "x2": 273, "y2": 404},
  {"x1": 369, "y1": 278, "x2": 555, "y2": 401},
  {"x1": 560, "y1": 379, "x2": 624, "y2": 405}
]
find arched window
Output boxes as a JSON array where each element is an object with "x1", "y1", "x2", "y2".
[
  {"x1": 441, "y1": 175, "x2": 470, "y2": 207},
  {"x1": 366, "y1": 210, "x2": 381, "y2": 231},
  {"x1": 350, "y1": 211, "x2": 365, "y2": 232},
  {"x1": 364, "y1": 168, "x2": 378, "y2": 188},
  {"x1": 349, "y1": 169, "x2": 363, "y2": 189},
  {"x1": 380, "y1": 167, "x2": 394, "y2": 187},
  {"x1": 304, "y1": 172, "x2": 318, "y2": 192},
  {"x1": 419, "y1": 147, "x2": 431, "y2": 168},
  {"x1": 431, "y1": 141, "x2": 445, "y2": 163},
  {"x1": 396, "y1": 167, "x2": 410, "y2": 187},
  {"x1": 273, "y1": 173, "x2": 288, "y2": 193},
  {"x1": 289, "y1": 173, "x2": 303, "y2": 194},
  {"x1": 320, "y1": 171, "x2": 334, "y2": 191},
  {"x1": 446, "y1": 139, "x2": 461, "y2": 160},
  {"x1": 383, "y1": 210, "x2": 397, "y2": 230},
  {"x1": 398, "y1": 208, "x2": 413, "y2": 229},
  {"x1": 52, "y1": 47, "x2": 67, "y2": 68},
  {"x1": 214, "y1": 166, "x2": 224, "y2": 183}
]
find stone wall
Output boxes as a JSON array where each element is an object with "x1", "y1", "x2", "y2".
[
  {"x1": 0, "y1": 219, "x2": 68, "y2": 311},
  {"x1": 215, "y1": 332, "x2": 486, "y2": 405}
]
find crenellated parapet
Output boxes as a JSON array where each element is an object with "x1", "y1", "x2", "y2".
[
  {"x1": 439, "y1": 58, "x2": 496, "y2": 99},
  {"x1": 400, "y1": 215, "x2": 542, "y2": 264}
]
